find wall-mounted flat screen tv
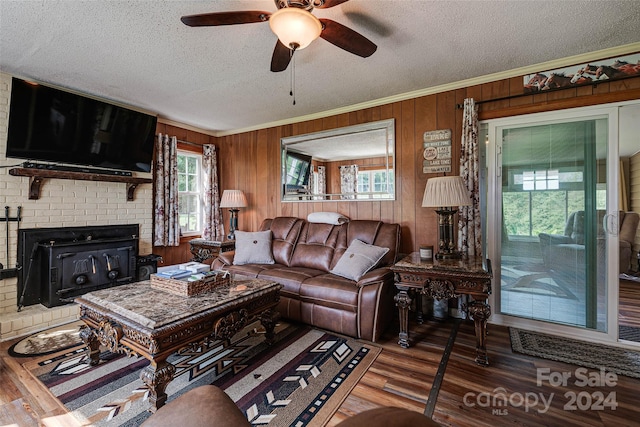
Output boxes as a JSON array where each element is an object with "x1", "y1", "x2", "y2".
[{"x1": 6, "y1": 77, "x2": 157, "y2": 173}]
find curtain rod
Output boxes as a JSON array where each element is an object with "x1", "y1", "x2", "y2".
[
  {"x1": 156, "y1": 134, "x2": 204, "y2": 148},
  {"x1": 177, "y1": 139, "x2": 204, "y2": 148},
  {"x1": 455, "y1": 75, "x2": 638, "y2": 109}
]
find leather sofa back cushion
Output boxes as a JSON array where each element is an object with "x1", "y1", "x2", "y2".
[
  {"x1": 260, "y1": 217, "x2": 304, "y2": 266},
  {"x1": 289, "y1": 222, "x2": 340, "y2": 271},
  {"x1": 332, "y1": 221, "x2": 399, "y2": 269}
]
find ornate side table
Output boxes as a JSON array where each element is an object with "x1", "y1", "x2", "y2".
[
  {"x1": 391, "y1": 252, "x2": 492, "y2": 365},
  {"x1": 189, "y1": 239, "x2": 235, "y2": 263}
]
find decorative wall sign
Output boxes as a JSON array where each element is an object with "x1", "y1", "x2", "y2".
[
  {"x1": 523, "y1": 52, "x2": 640, "y2": 93},
  {"x1": 423, "y1": 129, "x2": 452, "y2": 173}
]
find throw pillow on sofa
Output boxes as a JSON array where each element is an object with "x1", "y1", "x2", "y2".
[
  {"x1": 233, "y1": 230, "x2": 275, "y2": 265},
  {"x1": 330, "y1": 239, "x2": 389, "y2": 281}
]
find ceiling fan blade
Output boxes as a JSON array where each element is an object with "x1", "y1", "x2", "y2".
[
  {"x1": 315, "y1": 0, "x2": 351, "y2": 8},
  {"x1": 181, "y1": 11, "x2": 270, "y2": 27},
  {"x1": 319, "y1": 19, "x2": 377, "y2": 58},
  {"x1": 271, "y1": 40, "x2": 292, "y2": 72}
]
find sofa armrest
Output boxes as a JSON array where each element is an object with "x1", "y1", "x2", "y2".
[
  {"x1": 211, "y1": 251, "x2": 235, "y2": 270},
  {"x1": 539, "y1": 233, "x2": 573, "y2": 245},
  {"x1": 356, "y1": 267, "x2": 393, "y2": 287}
]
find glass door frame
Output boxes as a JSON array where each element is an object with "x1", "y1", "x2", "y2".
[{"x1": 484, "y1": 103, "x2": 623, "y2": 345}]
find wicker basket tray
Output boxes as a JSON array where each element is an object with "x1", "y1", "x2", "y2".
[{"x1": 150, "y1": 272, "x2": 230, "y2": 297}]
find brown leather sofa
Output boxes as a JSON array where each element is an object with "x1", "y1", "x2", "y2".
[{"x1": 212, "y1": 217, "x2": 401, "y2": 342}]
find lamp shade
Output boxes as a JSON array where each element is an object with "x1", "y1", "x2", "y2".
[
  {"x1": 422, "y1": 176, "x2": 471, "y2": 208},
  {"x1": 220, "y1": 190, "x2": 248, "y2": 208},
  {"x1": 268, "y1": 7, "x2": 322, "y2": 50}
]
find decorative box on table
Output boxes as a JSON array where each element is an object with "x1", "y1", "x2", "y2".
[{"x1": 150, "y1": 271, "x2": 230, "y2": 297}]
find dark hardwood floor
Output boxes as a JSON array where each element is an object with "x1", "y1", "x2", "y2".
[
  {"x1": 1, "y1": 281, "x2": 639, "y2": 426},
  {"x1": 619, "y1": 278, "x2": 640, "y2": 329},
  {"x1": 329, "y1": 319, "x2": 640, "y2": 427}
]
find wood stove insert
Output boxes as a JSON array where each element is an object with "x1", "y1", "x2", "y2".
[{"x1": 17, "y1": 224, "x2": 139, "y2": 309}]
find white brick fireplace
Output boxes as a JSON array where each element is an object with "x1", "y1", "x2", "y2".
[{"x1": 0, "y1": 72, "x2": 154, "y2": 341}]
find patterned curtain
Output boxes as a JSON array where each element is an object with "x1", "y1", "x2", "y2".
[
  {"x1": 202, "y1": 144, "x2": 225, "y2": 241},
  {"x1": 339, "y1": 165, "x2": 358, "y2": 199},
  {"x1": 458, "y1": 98, "x2": 481, "y2": 257},
  {"x1": 309, "y1": 165, "x2": 317, "y2": 194},
  {"x1": 153, "y1": 134, "x2": 180, "y2": 246},
  {"x1": 317, "y1": 165, "x2": 326, "y2": 198}
]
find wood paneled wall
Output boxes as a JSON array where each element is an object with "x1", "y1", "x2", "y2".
[
  {"x1": 217, "y1": 76, "x2": 640, "y2": 256},
  {"x1": 156, "y1": 75, "x2": 640, "y2": 262}
]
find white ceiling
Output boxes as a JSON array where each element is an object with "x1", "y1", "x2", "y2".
[{"x1": 1, "y1": 0, "x2": 639, "y2": 139}]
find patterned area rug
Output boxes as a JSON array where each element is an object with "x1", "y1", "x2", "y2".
[
  {"x1": 24, "y1": 321, "x2": 380, "y2": 426},
  {"x1": 9, "y1": 321, "x2": 84, "y2": 357},
  {"x1": 510, "y1": 328, "x2": 640, "y2": 379}
]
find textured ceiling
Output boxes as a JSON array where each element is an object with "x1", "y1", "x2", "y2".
[{"x1": 0, "y1": 1, "x2": 639, "y2": 136}]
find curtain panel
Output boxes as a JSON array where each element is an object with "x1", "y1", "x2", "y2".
[
  {"x1": 153, "y1": 134, "x2": 180, "y2": 247},
  {"x1": 202, "y1": 144, "x2": 225, "y2": 241},
  {"x1": 339, "y1": 165, "x2": 358, "y2": 199},
  {"x1": 458, "y1": 98, "x2": 482, "y2": 257}
]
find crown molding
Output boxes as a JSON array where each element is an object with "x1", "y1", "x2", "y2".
[
  {"x1": 156, "y1": 117, "x2": 219, "y2": 137},
  {"x1": 214, "y1": 42, "x2": 640, "y2": 137}
]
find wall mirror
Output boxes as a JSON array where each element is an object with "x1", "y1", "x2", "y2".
[{"x1": 281, "y1": 119, "x2": 395, "y2": 202}]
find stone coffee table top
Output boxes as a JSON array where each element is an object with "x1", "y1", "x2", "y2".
[{"x1": 78, "y1": 277, "x2": 279, "y2": 329}]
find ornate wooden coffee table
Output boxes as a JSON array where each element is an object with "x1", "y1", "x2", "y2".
[{"x1": 75, "y1": 277, "x2": 281, "y2": 412}]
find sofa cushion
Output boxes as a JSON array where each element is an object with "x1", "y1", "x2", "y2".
[
  {"x1": 330, "y1": 239, "x2": 389, "y2": 281},
  {"x1": 331, "y1": 221, "x2": 400, "y2": 269},
  {"x1": 227, "y1": 263, "x2": 280, "y2": 278},
  {"x1": 300, "y1": 274, "x2": 360, "y2": 312},
  {"x1": 260, "y1": 217, "x2": 304, "y2": 266},
  {"x1": 257, "y1": 267, "x2": 326, "y2": 299},
  {"x1": 233, "y1": 230, "x2": 275, "y2": 265},
  {"x1": 289, "y1": 222, "x2": 339, "y2": 271}
]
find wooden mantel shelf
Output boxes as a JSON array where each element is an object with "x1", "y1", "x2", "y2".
[{"x1": 9, "y1": 167, "x2": 153, "y2": 201}]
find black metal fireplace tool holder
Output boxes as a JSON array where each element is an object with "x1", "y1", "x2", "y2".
[{"x1": 0, "y1": 205, "x2": 22, "y2": 279}]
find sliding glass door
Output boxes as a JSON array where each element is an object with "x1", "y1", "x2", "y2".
[{"x1": 485, "y1": 107, "x2": 619, "y2": 338}]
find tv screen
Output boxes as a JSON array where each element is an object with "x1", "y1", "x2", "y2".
[
  {"x1": 6, "y1": 77, "x2": 157, "y2": 173},
  {"x1": 283, "y1": 150, "x2": 312, "y2": 192}
]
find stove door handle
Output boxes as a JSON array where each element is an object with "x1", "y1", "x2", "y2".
[{"x1": 89, "y1": 255, "x2": 97, "y2": 274}]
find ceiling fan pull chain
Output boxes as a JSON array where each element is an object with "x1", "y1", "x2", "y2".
[{"x1": 290, "y1": 47, "x2": 297, "y2": 105}]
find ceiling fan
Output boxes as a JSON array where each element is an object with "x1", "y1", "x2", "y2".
[{"x1": 181, "y1": 0, "x2": 377, "y2": 72}]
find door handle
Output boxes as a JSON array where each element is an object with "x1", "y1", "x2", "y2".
[{"x1": 602, "y1": 213, "x2": 618, "y2": 236}]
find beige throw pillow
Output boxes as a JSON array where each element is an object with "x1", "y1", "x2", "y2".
[
  {"x1": 233, "y1": 230, "x2": 275, "y2": 265},
  {"x1": 330, "y1": 239, "x2": 389, "y2": 281}
]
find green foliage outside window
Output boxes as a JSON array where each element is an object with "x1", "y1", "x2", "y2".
[{"x1": 177, "y1": 153, "x2": 201, "y2": 234}]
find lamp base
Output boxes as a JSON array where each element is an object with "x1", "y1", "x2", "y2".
[
  {"x1": 227, "y1": 209, "x2": 239, "y2": 241},
  {"x1": 435, "y1": 208, "x2": 461, "y2": 261}
]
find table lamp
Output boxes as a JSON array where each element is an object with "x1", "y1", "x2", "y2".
[
  {"x1": 219, "y1": 189, "x2": 248, "y2": 240},
  {"x1": 422, "y1": 176, "x2": 471, "y2": 260}
]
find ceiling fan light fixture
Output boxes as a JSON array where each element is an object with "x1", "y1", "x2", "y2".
[{"x1": 269, "y1": 7, "x2": 322, "y2": 50}]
